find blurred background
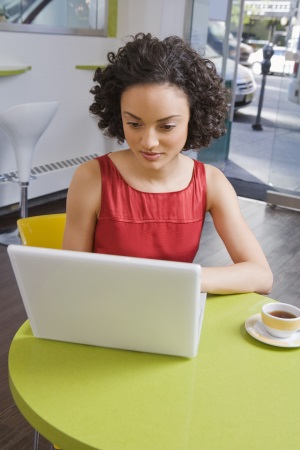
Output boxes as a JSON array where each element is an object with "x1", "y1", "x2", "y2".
[{"x1": 0, "y1": 0, "x2": 299, "y2": 211}]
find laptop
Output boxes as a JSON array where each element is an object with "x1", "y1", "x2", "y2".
[{"x1": 7, "y1": 245, "x2": 206, "y2": 358}]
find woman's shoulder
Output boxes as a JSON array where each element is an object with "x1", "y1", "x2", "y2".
[
  {"x1": 70, "y1": 158, "x2": 101, "y2": 191},
  {"x1": 204, "y1": 163, "x2": 228, "y2": 184},
  {"x1": 204, "y1": 163, "x2": 238, "y2": 210},
  {"x1": 66, "y1": 158, "x2": 102, "y2": 219},
  {"x1": 75, "y1": 150, "x2": 129, "y2": 182}
]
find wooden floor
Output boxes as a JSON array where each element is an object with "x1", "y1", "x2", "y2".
[{"x1": 0, "y1": 196, "x2": 299, "y2": 449}]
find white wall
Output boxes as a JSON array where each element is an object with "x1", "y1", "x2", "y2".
[{"x1": 0, "y1": 0, "x2": 191, "y2": 208}]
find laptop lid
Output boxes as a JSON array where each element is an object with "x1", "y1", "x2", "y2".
[{"x1": 7, "y1": 245, "x2": 206, "y2": 358}]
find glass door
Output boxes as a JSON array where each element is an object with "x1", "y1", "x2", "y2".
[
  {"x1": 190, "y1": 0, "x2": 245, "y2": 170},
  {"x1": 266, "y1": 69, "x2": 300, "y2": 209}
]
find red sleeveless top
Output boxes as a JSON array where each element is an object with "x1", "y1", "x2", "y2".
[{"x1": 93, "y1": 154, "x2": 206, "y2": 262}]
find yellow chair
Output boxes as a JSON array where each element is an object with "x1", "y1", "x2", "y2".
[
  {"x1": 17, "y1": 213, "x2": 66, "y2": 248},
  {"x1": 17, "y1": 213, "x2": 66, "y2": 449}
]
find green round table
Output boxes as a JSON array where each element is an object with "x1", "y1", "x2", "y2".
[{"x1": 9, "y1": 293, "x2": 300, "y2": 450}]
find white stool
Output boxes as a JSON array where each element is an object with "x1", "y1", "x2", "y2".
[{"x1": 0, "y1": 102, "x2": 59, "y2": 245}]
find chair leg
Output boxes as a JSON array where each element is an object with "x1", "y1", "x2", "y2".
[
  {"x1": 32, "y1": 429, "x2": 61, "y2": 450},
  {"x1": 0, "y1": 181, "x2": 29, "y2": 246},
  {"x1": 20, "y1": 182, "x2": 29, "y2": 219},
  {"x1": 33, "y1": 430, "x2": 40, "y2": 450}
]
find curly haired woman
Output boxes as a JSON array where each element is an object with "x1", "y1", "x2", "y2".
[{"x1": 63, "y1": 33, "x2": 273, "y2": 295}]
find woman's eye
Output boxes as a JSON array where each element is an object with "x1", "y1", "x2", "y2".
[
  {"x1": 162, "y1": 124, "x2": 176, "y2": 131},
  {"x1": 127, "y1": 122, "x2": 141, "y2": 129}
]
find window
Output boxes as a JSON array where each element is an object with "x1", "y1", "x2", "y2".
[{"x1": 0, "y1": 0, "x2": 114, "y2": 36}]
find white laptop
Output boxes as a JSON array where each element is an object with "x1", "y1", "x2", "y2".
[{"x1": 7, "y1": 245, "x2": 206, "y2": 358}]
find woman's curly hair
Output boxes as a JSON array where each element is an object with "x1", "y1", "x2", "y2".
[{"x1": 89, "y1": 33, "x2": 229, "y2": 150}]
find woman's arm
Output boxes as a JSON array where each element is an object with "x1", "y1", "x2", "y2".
[
  {"x1": 62, "y1": 160, "x2": 101, "y2": 252},
  {"x1": 202, "y1": 165, "x2": 273, "y2": 295}
]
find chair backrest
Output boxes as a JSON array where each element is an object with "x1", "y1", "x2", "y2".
[{"x1": 17, "y1": 213, "x2": 66, "y2": 249}]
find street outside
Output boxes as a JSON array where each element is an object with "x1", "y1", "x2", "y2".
[
  {"x1": 235, "y1": 73, "x2": 299, "y2": 129},
  {"x1": 228, "y1": 73, "x2": 300, "y2": 193}
]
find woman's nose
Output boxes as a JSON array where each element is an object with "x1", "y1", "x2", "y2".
[{"x1": 140, "y1": 128, "x2": 159, "y2": 150}]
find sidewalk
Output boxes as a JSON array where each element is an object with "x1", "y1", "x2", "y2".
[
  {"x1": 225, "y1": 121, "x2": 300, "y2": 198},
  {"x1": 223, "y1": 75, "x2": 300, "y2": 200}
]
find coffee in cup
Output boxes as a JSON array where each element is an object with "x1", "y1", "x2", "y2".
[{"x1": 261, "y1": 302, "x2": 300, "y2": 338}]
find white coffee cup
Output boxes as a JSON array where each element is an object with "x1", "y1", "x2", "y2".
[{"x1": 261, "y1": 302, "x2": 300, "y2": 338}]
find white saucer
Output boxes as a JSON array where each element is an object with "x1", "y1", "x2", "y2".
[{"x1": 245, "y1": 314, "x2": 300, "y2": 348}]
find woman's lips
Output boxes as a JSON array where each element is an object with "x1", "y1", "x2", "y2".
[{"x1": 141, "y1": 152, "x2": 161, "y2": 161}]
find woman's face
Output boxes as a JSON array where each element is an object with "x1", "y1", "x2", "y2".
[{"x1": 121, "y1": 83, "x2": 190, "y2": 170}]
